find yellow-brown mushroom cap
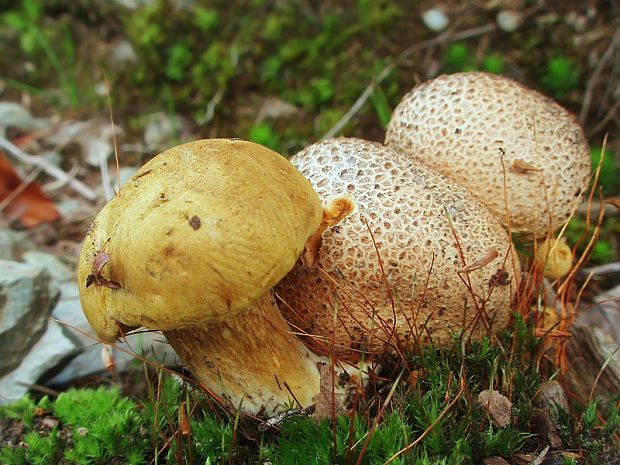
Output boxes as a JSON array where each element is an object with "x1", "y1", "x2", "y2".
[
  {"x1": 78, "y1": 139, "x2": 322, "y2": 342},
  {"x1": 275, "y1": 138, "x2": 520, "y2": 360},
  {"x1": 385, "y1": 72, "x2": 591, "y2": 234}
]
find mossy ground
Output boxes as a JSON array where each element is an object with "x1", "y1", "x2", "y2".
[{"x1": 1, "y1": 318, "x2": 618, "y2": 464}]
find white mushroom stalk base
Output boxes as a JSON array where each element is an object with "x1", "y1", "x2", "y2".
[{"x1": 164, "y1": 292, "x2": 325, "y2": 417}]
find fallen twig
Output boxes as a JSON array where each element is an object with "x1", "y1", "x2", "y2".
[{"x1": 0, "y1": 136, "x2": 97, "y2": 201}]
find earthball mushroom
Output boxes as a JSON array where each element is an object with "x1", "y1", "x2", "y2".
[
  {"x1": 275, "y1": 138, "x2": 520, "y2": 360},
  {"x1": 77, "y1": 139, "x2": 328, "y2": 416},
  {"x1": 385, "y1": 72, "x2": 591, "y2": 235}
]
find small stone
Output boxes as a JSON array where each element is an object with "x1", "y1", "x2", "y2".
[
  {"x1": 478, "y1": 389, "x2": 512, "y2": 428},
  {"x1": 422, "y1": 8, "x2": 449, "y2": 32},
  {"x1": 496, "y1": 10, "x2": 523, "y2": 32},
  {"x1": 0, "y1": 261, "x2": 60, "y2": 376}
]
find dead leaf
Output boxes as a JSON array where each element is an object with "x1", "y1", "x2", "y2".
[
  {"x1": 460, "y1": 248, "x2": 499, "y2": 273},
  {"x1": 312, "y1": 363, "x2": 348, "y2": 421},
  {"x1": 511, "y1": 159, "x2": 542, "y2": 173},
  {"x1": 0, "y1": 152, "x2": 60, "y2": 227},
  {"x1": 86, "y1": 251, "x2": 121, "y2": 289}
]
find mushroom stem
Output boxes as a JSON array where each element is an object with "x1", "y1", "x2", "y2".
[{"x1": 163, "y1": 292, "x2": 323, "y2": 416}]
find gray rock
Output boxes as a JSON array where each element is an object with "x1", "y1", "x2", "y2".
[
  {"x1": 47, "y1": 281, "x2": 178, "y2": 386},
  {"x1": 22, "y1": 251, "x2": 74, "y2": 283},
  {"x1": 0, "y1": 260, "x2": 60, "y2": 376},
  {"x1": 0, "y1": 319, "x2": 77, "y2": 404},
  {"x1": 47, "y1": 332, "x2": 179, "y2": 386}
]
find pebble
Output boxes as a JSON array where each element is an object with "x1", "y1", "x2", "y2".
[{"x1": 422, "y1": 8, "x2": 449, "y2": 32}]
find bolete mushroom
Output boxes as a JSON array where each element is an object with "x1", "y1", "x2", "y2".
[
  {"x1": 78, "y1": 139, "x2": 331, "y2": 416},
  {"x1": 385, "y1": 72, "x2": 591, "y2": 235},
  {"x1": 275, "y1": 138, "x2": 520, "y2": 360}
]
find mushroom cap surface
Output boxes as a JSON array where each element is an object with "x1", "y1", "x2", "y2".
[
  {"x1": 534, "y1": 237, "x2": 573, "y2": 280},
  {"x1": 385, "y1": 72, "x2": 591, "y2": 234},
  {"x1": 275, "y1": 138, "x2": 520, "y2": 359},
  {"x1": 78, "y1": 139, "x2": 322, "y2": 342}
]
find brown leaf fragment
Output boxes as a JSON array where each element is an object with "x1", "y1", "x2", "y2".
[
  {"x1": 460, "y1": 248, "x2": 499, "y2": 273},
  {"x1": 0, "y1": 152, "x2": 60, "y2": 227},
  {"x1": 478, "y1": 389, "x2": 512, "y2": 428},
  {"x1": 511, "y1": 159, "x2": 543, "y2": 174},
  {"x1": 88, "y1": 251, "x2": 121, "y2": 289},
  {"x1": 312, "y1": 363, "x2": 347, "y2": 421}
]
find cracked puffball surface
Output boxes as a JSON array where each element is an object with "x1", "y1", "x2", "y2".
[
  {"x1": 275, "y1": 138, "x2": 521, "y2": 360},
  {"x1": 385, "y1": 72, "x2": 591, "y2": 234},
  {"x1": 77, "y1": 138, "x2": 322, "y2": 342}
]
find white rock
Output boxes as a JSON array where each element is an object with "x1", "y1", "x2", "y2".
[
  {"x1": 422, "y1": 8, "x2": 449, "y2": 32},
  {"x1": 0, "y1": 320, "x2": 78, "y2": 404}
]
